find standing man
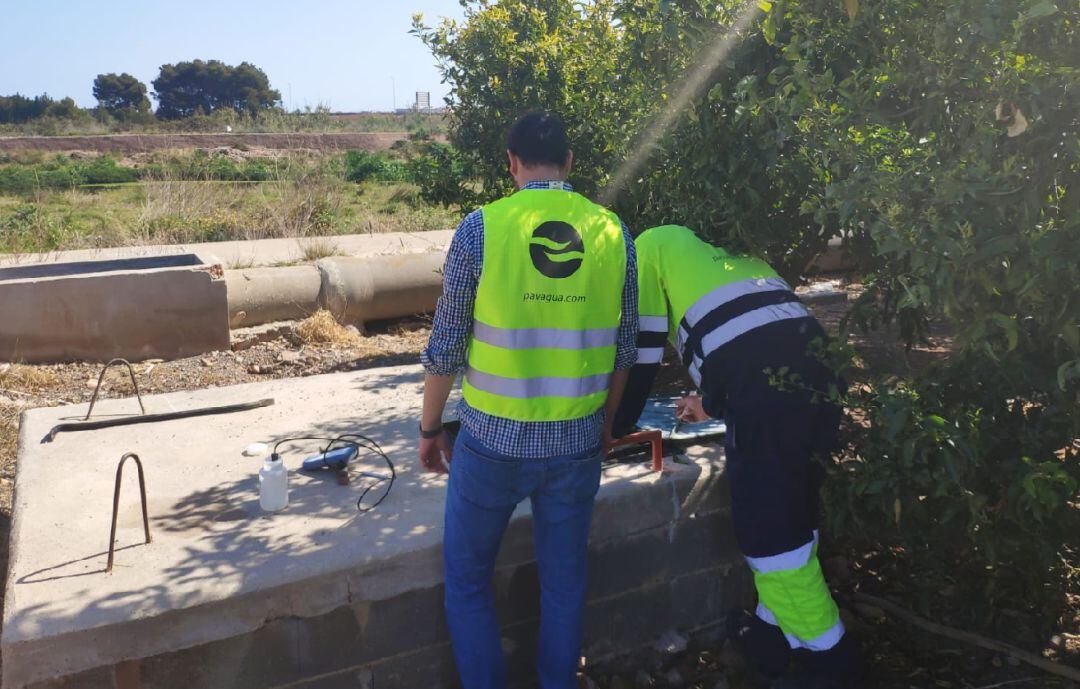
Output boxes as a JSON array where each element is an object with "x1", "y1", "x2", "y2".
[
  {"x1": 612, "y1": 225, "x2": 863, "y2": 689},
  {"x1": 419, "y1": 112, "x2": 638, "y2": 689}
]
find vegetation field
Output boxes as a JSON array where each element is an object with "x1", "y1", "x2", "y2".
[
  {"x1": 0, "y1": 132, "x2": 411, "y2": 156},
  {"x1": 0, "y1": 145, "x2": 459, "y2": 254},
  {"x1": 0, "y1": 107, "x2": 445, "y2": 138}
]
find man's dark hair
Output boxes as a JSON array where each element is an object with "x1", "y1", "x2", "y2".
[{"x1": 507, "y1": 111, "x2": 570, "y2": 167}]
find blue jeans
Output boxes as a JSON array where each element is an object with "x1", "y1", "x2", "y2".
[{"x1": 443, "y1": 426, "x2": 603, "y2": 689}]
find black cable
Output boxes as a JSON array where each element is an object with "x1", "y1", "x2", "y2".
[
  {"x1": 269, "y1": 433, "x2": 396, "y2": 513},
  {"x1": 326, "y1": 433, "x2": 396, "y2": 513}
]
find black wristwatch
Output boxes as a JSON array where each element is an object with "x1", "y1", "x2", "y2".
[{"x1": 419, "y1": 423, "x2": 443, "y2": 439}]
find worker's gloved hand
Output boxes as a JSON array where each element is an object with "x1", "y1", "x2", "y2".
[
  {"x1": 675, "y1": 394, "x2": 709, "y2": 424},
  {"x1": 419, "y1": 428, "x2": 452, "y2": 474}
]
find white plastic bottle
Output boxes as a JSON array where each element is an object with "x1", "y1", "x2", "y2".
[{"x1": 259, "y1": 454, "x2": 289, "y2": 512}]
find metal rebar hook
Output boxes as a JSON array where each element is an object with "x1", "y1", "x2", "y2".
[
  {"x1": 85, "y1": 359, "x2": 146, "y2": 420},
  {"x1": 106, "y1": 452, "x2": 152, "y2": 573}
]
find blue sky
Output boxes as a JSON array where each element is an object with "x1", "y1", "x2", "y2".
[{"x1": 0, "y1": 1, "x2": 465, "y2": 112}]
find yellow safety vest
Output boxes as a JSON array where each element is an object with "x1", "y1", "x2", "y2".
[{"x1": 463, "y1": 188, "x2": 626, "y2": 421}]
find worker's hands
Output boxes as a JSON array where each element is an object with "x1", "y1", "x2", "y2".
[
  {"x1": 419, "y1": 373, "x2": 455, "y2": 474},
  {"x1": 601, "y1": 423, "x2": 616, "y2": 457},
  {"x1": 675, "y1": 394, "x2": 709, "y2": 424},
  {"x1": 419, "y1": 429, "x2": 452, "y2": 474}
]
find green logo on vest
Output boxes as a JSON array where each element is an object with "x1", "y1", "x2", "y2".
[{"x1": 529, "y1": 221, "x2": 584, "y2": 279}]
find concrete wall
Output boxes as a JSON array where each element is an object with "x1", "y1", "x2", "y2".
[
  {"x1": 5, "y1": 369, "x2": 748, "y2": 689},
  {"x1": 0, "y1": 232, "x2": 453, "y2": 272},
  {"x1": 0, "y1": 259, "x2": 229, "y2": 363},
  {"x1": 0, "y1": 235, "x2": 450, "y2": 362},
  {"x1": 23, "y1": 447, "x2": 747, "y2": 689}
]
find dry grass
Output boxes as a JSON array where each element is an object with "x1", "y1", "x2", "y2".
[
  {"x1": 0, "y1": 403, "x2": 22, "y2": 533},
  {"x1": 1, "y1": 174, "x2": 458, "y2": 254},
  {"x1": 298, "y1": 236, "x2": 341, "y2": 262},
  {"x1": 135, "y1": 167, "x2": 348, "y2": 245},
  {"x1": 295, "y1": 310, "x2": 365, "y2": 347},
  {"x1": 0, "y1": 405, "x2": 18, "y2": 471},
  {"x1": 139, "y1": 178, "x2": 234, "y2": 223},
  {"x1": 227, "y1": 256, "x2": 258, "y2": 269},
  {"x1": 0, "y1": 364, "x2": 60, "y2": 395}
]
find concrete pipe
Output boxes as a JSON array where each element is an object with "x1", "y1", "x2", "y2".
[
  {"x1": 224, "y1": 252, "x2": 447, "y2": 329},
  {"x1": 317, "y1": 253, "x2": 445, "y2": 326},
  {"x1": 226, "y1": 264, "x2": 322, "y2": 328}
]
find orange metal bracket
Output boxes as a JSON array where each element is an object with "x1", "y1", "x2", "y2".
[{"x1": 608, "y1": 430, "x2": 664, "y2": 472}]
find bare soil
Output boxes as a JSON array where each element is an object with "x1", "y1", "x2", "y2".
[{"x1": 0, "y1": 132, "x2": 409, "y2": 155}]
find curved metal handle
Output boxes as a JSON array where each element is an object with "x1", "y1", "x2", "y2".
[
  {"x1": 107, "y1": 452, "x2": 151, "y2": 573},
  {"x1": 85, "y1": 359, "x2": 146, "y2": 420}
]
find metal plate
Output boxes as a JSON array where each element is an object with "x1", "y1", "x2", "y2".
[{"x1": 636, "y1": 396, "x2": 726, "y2": 441}]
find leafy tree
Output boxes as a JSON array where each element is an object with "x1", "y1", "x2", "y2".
[
  {"x1": 413, "y1": 0, "x2": 656, "y2": 206},
  {"x1": 0, "y1": 94, "x2": 59, "y2": 124},
  {"x1": 413, "y1": 0, "x2": 833, "y2": 277},
  {"x1": 151, "y1": 59, "x2": 280, "y2": 120},
  {"x1": 416, "y1": 0, "x2": 1080, "y2": 633},
  {"x1": 0, "y1": 93, "x2": 89, "y2": 126},
  {"x1": 0, "y1": 94, "x2": 47, "y2": 123},
  {"x1": 43, "y1": 96, "x2": 80, "y2": 120},
  {"x1": 92, "y1": 73, "x2": 151, "y2": 117}
]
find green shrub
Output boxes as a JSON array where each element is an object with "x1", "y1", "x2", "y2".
[
  {"x1": 0, "y1": 154, "x2": 138, "y2": 192},
  {"x1": 203, "y1": 155, "x2": 242, "y2": 180},
  {"x1": 160, "y1": 151, "x2": 282, "y2": 182},
  {"x1": 79, "y1": 155, "x2": 139, "y2": 185},
  {"x1": 0, "y1": 203, "x2": 66, "y2": 252},
  {"x1": 342, "y1": 150, "x2": 384, "y2": 183},
  {"x1": 239, "y1": 159, "x2": 274, "y2": 182},
  {"x1": 0, "y1": 167, "x2": 40, "y2": 194},
  {"x1": 407, "y1": 142, "x2": 473, "y2": 208},
  {"x1": 421, "y1": 0, "x2": 1080, "y2": 634},
  {"x1": 342, "y1": 150, "x2": 411, "y2": 183}
]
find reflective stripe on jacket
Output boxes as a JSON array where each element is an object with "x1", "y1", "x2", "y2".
[{"x1": 634, "y1": 225, "x2": 810, "y2": 387}]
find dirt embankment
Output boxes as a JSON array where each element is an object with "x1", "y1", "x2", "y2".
[{"x1": 0, "y1": 131, "x2": 408, "y2": 155}]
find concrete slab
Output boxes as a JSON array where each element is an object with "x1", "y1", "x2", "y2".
[
  {"x1": 0, "y1": 254, "x2": 229, "y2": 363},
  {"x1": 4, "y1": 366, "x2": 742, "y2": 688},
  {"x1": 0, "y1": 231, "x2": 453, "y2": 271}
]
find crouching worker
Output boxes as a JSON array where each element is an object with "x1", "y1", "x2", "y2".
[
  {"x1": 612, "y1": 225, "x2": 863, "y2": 688},
  {"x1": 419, "y1": 112, "x2": 638, "y2": 689}
]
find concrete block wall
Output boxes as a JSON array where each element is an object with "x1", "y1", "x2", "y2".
[
  {"x1": 24, "y1": 446, "x2": 748, "y2": 689},
  {"x1": 0, "y1": 257, "x2": 229, "y2": 364}
]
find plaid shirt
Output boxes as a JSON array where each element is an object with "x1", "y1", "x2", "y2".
[{"x1": 421, "y1": 180, "x2": 639, "y2": 458}]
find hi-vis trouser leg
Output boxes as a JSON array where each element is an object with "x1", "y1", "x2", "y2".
[
  {"x1": 725, "y1": 408, "x2": 860, "y2": 683},
  {"x1": 748, "y1": 530, "x2": 844, "y2": 651}
]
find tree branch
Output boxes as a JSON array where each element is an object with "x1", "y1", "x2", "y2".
[{"x1": 851, "y1": 593, "x2": 1080, "y2": 682}]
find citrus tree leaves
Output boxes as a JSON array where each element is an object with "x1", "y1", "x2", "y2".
[{"x1": 415, "y1": 1, "x2": 1080, "y2": 618}]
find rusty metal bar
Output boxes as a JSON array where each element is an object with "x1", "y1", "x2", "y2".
[
  {"x1": 107, "y1": 452, "x2": 151, "y2": 573},
  {"x1": 609, "y1": 429, "x2": 665, "y2": 472},
  {"x1": 85, "y1": 358, "x2": 146, "y2": 420},
  {"x1": 44, "y1": 398, "x2": 275, "y2": 443}
]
